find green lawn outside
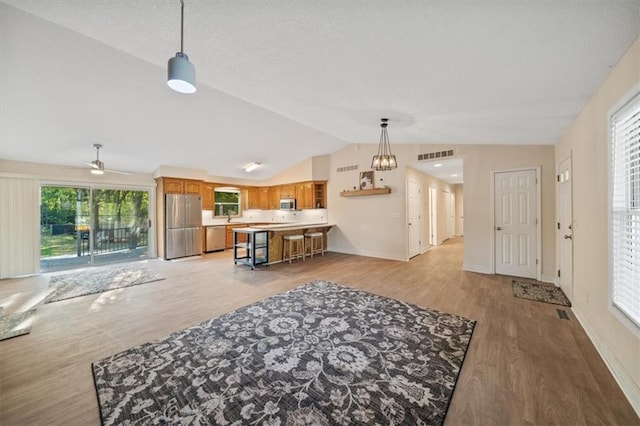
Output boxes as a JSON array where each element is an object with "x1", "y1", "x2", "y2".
[{"x1": 41, "y1": 234, "x2": 77, "y2": 257}]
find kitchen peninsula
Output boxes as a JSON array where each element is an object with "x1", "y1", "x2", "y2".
[{"x1": 233, "y1": 223, "x2": 334, "y2": 267}]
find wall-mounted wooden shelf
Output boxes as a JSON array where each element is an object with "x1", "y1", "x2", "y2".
[{"x1": 340, "y1": 188, "x2": 391, "y2": 197}]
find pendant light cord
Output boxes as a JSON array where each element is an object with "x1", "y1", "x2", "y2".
[{"x1": 180, "y1": 0, "x2": 185, "y2": 53}]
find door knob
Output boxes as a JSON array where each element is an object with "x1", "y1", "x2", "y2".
[
  {"x1": 563, "y1": 234, "x2": 572, "y2": 240},
  {"x1": 495, "y1": 226, "x2": 502, "y2": 231}
]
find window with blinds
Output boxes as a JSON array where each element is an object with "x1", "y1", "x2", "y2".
[{"x1": 611, "y1": 90, "x2": 640, "y2": 330}]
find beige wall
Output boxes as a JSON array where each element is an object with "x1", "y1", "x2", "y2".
[
  {"x1": 406, "y1": 166, "x2": 456, "y2": 251},
  {"x1": 327, "y1": 143, "x2": 555, "y2": 270},
  {"x1": 555, "y1": 36, "x2": 640, "y2": 413},
  {"x1": 456, "y1": 145, "x2": 556, "y2": 280}
]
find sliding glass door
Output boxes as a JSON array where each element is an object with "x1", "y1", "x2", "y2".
[{"x1": 40, "y1": 185, "x2": 150, "y2": 271}]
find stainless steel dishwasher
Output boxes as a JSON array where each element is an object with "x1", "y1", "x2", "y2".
[{"x1": 205, "y1": 226, "x2": 226, "y2": 252}]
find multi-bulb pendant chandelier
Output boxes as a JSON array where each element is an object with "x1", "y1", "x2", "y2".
[
  {"x1": 167, "y1": 0, "x2": 196, "y2": 94},
  {"x1": 371, "y1": 118, "x2": 397, "y2": 171}
]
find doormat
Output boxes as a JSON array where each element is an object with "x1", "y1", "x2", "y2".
[
  {"x1": 512, "y1": 280, "x2": 571, "y2": 307},
  {"x1": 45, "y1": 263, "x2": 165, "y2": 304},
  {"x1": 0, "y1": 309, "x2": 36, "y2": 341}
]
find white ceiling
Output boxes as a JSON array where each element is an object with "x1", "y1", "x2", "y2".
[{"x1": 1, "y1": 1, "x2": 639, "y2": 181}]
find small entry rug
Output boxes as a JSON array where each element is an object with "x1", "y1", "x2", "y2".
[
  {"x1": 512, "y1": 280, "x2": 571, "y2": 307},
  {"x1": 92, "y1": 280, "x2": 476, "y2": 425},
  {"x1": 45, "y1": 263, "x2": 165, "y2": 304},
  {"x1": 0, "y1": 309, "x2": 36, "y2": 341}
]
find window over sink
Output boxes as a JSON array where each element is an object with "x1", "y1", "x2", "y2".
[{"x1": 214, "y1": 188, "x2": 241, "y2": 218}]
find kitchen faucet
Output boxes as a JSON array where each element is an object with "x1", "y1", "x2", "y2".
[{"x1": 227, "y1": 213, "x2": 231, "y2": 223}]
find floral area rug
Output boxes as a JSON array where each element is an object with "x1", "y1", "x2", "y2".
[
  {"x1": 512, "y1": 280, "x2": 571, "y2": 307},
  {"x1": 92, "y1": 280, "x2": 476, "y2": 425},
  {"x1": 0, "y1": 309, "x2": 36, "y2": 341},
  {"x1": 45, "y1": 263, "x2": 165, "y2": 304}
]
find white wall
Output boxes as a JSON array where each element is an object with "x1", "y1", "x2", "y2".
[
  {"x1": 406, "y1": 166, "x2": 456, "y2": 250},
  {"x1": 555, "y1": 36, "x2": 640, "y2": 414},
  {"x1": 457, "y1": 145, "x2": 556, "y2": 279},
  {"x1": 0, "y1": 159, "x2": 157, "y2": 278},
  {"x1": 327, "y1": 143, "x2": 555, "y2": 274}
]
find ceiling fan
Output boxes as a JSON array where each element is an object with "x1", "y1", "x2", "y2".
[{"x1": 86, "y1": 144, "x2": 131, "y2": 175}]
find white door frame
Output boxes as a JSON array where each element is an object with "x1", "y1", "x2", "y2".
[
  {"x1": 489, "y1": 167, "x2": 542, "y2": 281},
  {"x1": 556, "y1": 153, "x2": 573, "y2": 296},
  {"x1": 429, "y1": 187, "x2": 437, "y2": 246},
  {"x1": 407, "y1": 178, "x2": 422, "y2": 258}
]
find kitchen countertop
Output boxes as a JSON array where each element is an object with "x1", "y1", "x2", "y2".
[{"x1": 246, "y1": 223, "x2": 334, "y2": 231}]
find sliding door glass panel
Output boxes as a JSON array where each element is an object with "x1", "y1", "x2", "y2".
[
  {"x1": 92, "y1": 189, "x2": 149, "y2": 265},
  {"x1": 40, "y1": 186, "x2": 91, "y2": 271}
]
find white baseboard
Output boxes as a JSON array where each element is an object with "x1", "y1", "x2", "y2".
[
  {"x1": 572, "y1": 305, "x2": 640, "y2": 417},
  {"x1": 329, "y1": 247, "x2": 407, "y2": 262},
  {"x1": 540, "y1": 274, "x2": 557, "y2": 285},
  {"x1": 462, "y1": 264, "x2": 492, "y2": 274}
]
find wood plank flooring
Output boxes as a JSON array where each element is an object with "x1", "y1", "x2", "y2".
[{"x1": 0, "y1": 238, "x2": 637, "y2": 425}]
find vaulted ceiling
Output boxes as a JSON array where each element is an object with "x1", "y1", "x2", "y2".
[{"x1": 1, "y1": 1, "x2": 639, "y2": 181}]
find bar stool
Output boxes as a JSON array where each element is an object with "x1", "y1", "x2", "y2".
[
  {"x1": 282, "y1": 234, "x2": 305, "y2": 263},
  {"x1": 304, "y1": 232, "x2": 325, "y2": 258}
]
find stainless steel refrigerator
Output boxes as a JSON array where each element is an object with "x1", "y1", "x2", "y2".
[{"x1": 165, "y1": 194, "x2": 202, "y2": 259}]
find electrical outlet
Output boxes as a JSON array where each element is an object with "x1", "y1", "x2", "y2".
[{"x1": 585, "y1": 292, "x2": 590, "y2": 304}]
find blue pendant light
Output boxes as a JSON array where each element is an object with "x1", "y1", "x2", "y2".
[{"x1": 167, "y1": 0, "x2": 196, "y2": 94}]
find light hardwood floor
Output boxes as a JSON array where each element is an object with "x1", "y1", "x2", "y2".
[{"x1": 0, "y1": 238, "x2": 637, "y2": 425}]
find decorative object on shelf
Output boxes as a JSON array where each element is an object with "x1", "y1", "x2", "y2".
[
  {"x1": 359, "y1": 170, "x2": 374, "y2": 189},
  {"x1": 167, "y1": 0, "x2": 196, "y2": 94},
  {"x1": 371, "y1": 118, "x2": 397, "y2": 171},
  {"x1": 340, "y1": 188, "x2": 391, "y2": 197}
]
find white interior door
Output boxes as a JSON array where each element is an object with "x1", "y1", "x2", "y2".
[
  {"x1": 429, "y1": 187, "x2": 437, "y2": 246},
  {"x1": 494, "y1": 169, "x2": 538, "y2": 278},
  {"x1": 558, "y1": 156, "x2": 573, "y2": 299},
  {"x1": 407, "y1": 179, "x2": 421, "y2": 258},
  {"x1": 450, "y1": 192, "x2": 456, "y2": 238}
]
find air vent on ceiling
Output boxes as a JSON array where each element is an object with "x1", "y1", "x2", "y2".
[
  {"x1": 337, "y1": 165, "x2": 359, "y2": 173},
  {"x1": 417, "y1": 149, "x2": 455, "y2": 161}
]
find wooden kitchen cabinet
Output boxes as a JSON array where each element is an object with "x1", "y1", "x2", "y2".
[
  {"x1": 313, "y1": 181, "x2": 326, "y2": 209},
  {"x1": 280, "y1": 185, "x2": 295, "y2": 199},
  {"x1": 163, "y1": 177, "x2": 184, "y2": 194},
  {"x1": 184, "y1": 180, "x2": 202, "y2": 195},
  {"x1": 161, "y1": 177, "x2": 203, "y2": 196},
  {"x1": 247, "y1": 187, "x2": 261, "y2": 210},
  {"x1": 201, "y1": 182, "x2": 214, "y2": 210},
  {"x1": 296, "y1": 182, "x2": 314, "y2": 209},
  {"x1": 269, "y1": 186, "x2": 281, "y2": 209},
  {"x1": 226, "y1": 224, "x2": 248, "y2": 249},
  {"x1": 258, "y1": 187, "x2": 270, "y2": 210}
]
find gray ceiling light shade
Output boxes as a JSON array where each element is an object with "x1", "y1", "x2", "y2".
[
  {"x1": 371, "y1": 118, "x2": 397, "y2": 171},
  {"x1": 167, "y1": 0, "x2": 196, "y2": 94}
]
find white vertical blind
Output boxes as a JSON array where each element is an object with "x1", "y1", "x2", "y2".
[
  {"x1": 611, "y1": 92, "x2": 640, "y2": 329},
  {"x1": 0, "y1": 177, "x2": 40, "y2": 278}
]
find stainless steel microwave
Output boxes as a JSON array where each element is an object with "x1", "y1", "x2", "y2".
[{"x1": 280, "y1": 198, "x2": 296, "y2": 210}]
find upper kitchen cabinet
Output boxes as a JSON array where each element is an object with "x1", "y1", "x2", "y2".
[
  {"x1": 201, "y1": 182, "x2": 215, "y2": 210},
  {"x1": 268, "y1": 186, "x2": 280, "y2": 209},
  {"x1": 296, "y1": 182, "x2": 313, "y2": 209},
  {"x1": 247, "y1": 187, "x2": 261, "y2": 210},
  {"x1": 159, "y1": 177, "x2": 203, "y2": 195},
  {"x1": 163, "y1": 177, "x2": 184, "y2": 194},
  {"x1": 280, "y1": 184, "x2": 295, "y2": 199},
  {"x1": 313, "y1": 182, "x2": 326, "y2": 209},
  {"x1": 184, "y1": 180, "x2": 202, "y2": 195}
]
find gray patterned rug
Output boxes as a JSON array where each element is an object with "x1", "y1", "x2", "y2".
[
  {"x1": 45, "y1": 263, "x2": 165, "y2": 304},
  {"x1": 0, "y1": 309, "x2": 36, "y2": 341},
  {"x1": 92, "y1": 280, "x2": 476, "y2": 425},
  {"x1": 512, "y1": 280, "x2": 571, "y2": 306}
]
